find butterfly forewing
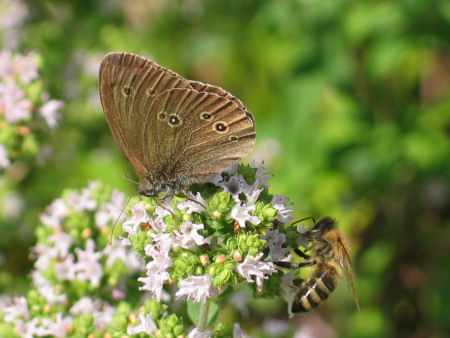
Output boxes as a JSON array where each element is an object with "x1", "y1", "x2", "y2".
[
  {"x1": 142, "y1": 88, "x2": 255, "y2": 182},
  {"x1": 99, "y1": 52, "x2": 256, "y2": 195},
  {"x1": 189, "y1": 80, "x2": 254, "y2": 123},
  {"x1": 99, "y1": 52, "x2": 192, "y2": 177}
]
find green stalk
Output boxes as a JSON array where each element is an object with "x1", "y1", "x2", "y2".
[{"x1": 198, "y1": 299, "x2": 211, "y2": 331}]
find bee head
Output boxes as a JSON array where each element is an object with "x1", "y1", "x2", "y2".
[{"x1": 311, "y1": 217, "x2": 336, "y2": 235}]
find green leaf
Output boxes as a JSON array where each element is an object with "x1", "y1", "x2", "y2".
[{"x1": 187, "y1": 301, "x2": 220, "y2": 326}]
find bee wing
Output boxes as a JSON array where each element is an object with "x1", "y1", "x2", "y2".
[{"x1": 338, "y1": 238, "x2": 360, "y2": 310}]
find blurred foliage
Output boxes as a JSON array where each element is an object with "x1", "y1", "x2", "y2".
[{"x1": 0, "y1": 0, "x2": 449, "y2": 337}]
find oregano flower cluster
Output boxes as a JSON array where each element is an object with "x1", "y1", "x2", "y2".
[{"x1": 1, "y1": 163, "x2": 311, "y2": 336}]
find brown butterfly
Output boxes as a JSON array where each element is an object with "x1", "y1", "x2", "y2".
[{"x1": 99, "y1": 52, "x2": 256, "y2": 196}]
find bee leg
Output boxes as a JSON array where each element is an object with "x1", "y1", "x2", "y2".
[
  {"x1": 274, "y1": 261, "x2": 293, "y2": 268},
  {"x1": 294, "y1": 248, "x2": 310, "y2": 259},
  {"x1": 275, "y1": 260, "x2": 317, "y2": 269},
  {"x1": 295, "y1": 261, "x2": 316, "y2": 268},
  {"x1": 274, "y1": 260, "x2": 317, "y2": 269},
  {"x1": 317, "y1": 237, "x2": 333, "y2": 247}
]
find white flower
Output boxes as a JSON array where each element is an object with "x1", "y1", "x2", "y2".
[
  {"x1": 264, "y1": 230, "x2": 291, "y2": 262},
  {"x1": 127, "y1": 313, "x2": 158, "y2": 335},
  {"x1": 138, "y1": 269, "x2": 170, "y2": 302},
  {"x1": 280, "y1": 271, "x2": 299, "y2": 319},
  {"x1": 175, "y1": 274, "x2": 218, "y2": 303},
  {"x1": 271, "y1": 195, "x2": 294, "y2": 223},
  {"x1": 122, "y1": 202, "x2": 149, "y2": 237},
  {"x1": 39, "y1": 99, "x2": 63, "y2": 128},
  {"x1": 233, "y1": 323, "x2": 249, "y2": 338},
  {"x1": 0, "y1": 145, "x2": 11, "y2": 169},
  {"x1": 188, "y1": 327, "x2": 213, "y2": 338},
  {"x1": 251, "y1": 161, "x2": 273, "y2": 188},
  {"x1": 177, "y1": 191, "x2": 207, "y2": 214},
  {"x1": 230, "y1": 202, "x2": 260, "y2": 228},
  {"x1": 236, "y1": 253, "x2": 277, "y2": 292}
]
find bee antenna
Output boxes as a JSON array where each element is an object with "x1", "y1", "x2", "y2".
[{"x1": 291, "y1": 216, "x2": 316, "y2": 227}]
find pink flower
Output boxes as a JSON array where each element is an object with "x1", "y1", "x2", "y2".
[
  {"x1": 40, "y1": 198, "x2": 68, "y2": 228},
  {"x1": 0, "y1": 296, "x2": 29, "y2": 322},
  {"x1": 0, "y1": 50, "x2": 13, "y2": 78},
  {"x1": 122, "y1": 202, "x2": 149, "y2": 238},
  {"x1": 30, "y1": 271, "x2": 67, "y2": 305},
  {"x1": 0, "y1": 78, "x2": 31, "y2": 123},
  {"x1": 95, "y1": 189, "x2": 126, "y2": 227},
  {"x1": 66, "y1": 187, "x2": 97, "y2": 211},
  {"x1": 175, "y1": 274, "x2": 219, "y2": 303},
  {"x1": 32, "y1": 313, "x2": 72, "y2": 337},
  {"x1": 127, "y1": 313, "x2": 158, "y2": 335},
  {"x1": 146, "y1": 233, "x2": 173, "y2": 262},
  {"x1": 13, "y1": 53, "x2": 38, "y2": 84},
  {"x1": 173, "y1": 221, "x2": 206, "y2": 250},
  {"x1": 103, "y1": 240, "x2": 142, "y2": 272},
  {"x1": 73, "y1": 239, "x2": 103, "y2": 287},
  {"x1": 54, "y1": 254, "x2": 77, "y2": 280},
  {"x1": 70, "y1": 297, "x2": 115, "y2": 328},
  {"x1": 236, "y1": 253, "x2": 277, "y2": 292},
  {"x1": 0, "y1": 0, "x2": 28, "y2": 49},
  {"x1": 263, "y1": 319, "x2": 289, "y2": 336},
  {"x1": 48, "y1": 232, "x2": 74, "y2": 258},
  {"x1": 0, "y1": 144, "x2": 11, "y2": 169}
]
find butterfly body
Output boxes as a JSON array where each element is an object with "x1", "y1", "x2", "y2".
[{"x1": 99, "y1": 52, "x2": 256, "y2": 196}]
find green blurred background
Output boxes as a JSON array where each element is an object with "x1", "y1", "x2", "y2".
[{"x1": 1, "y1": 0, "x2": 449, "y2": 337}]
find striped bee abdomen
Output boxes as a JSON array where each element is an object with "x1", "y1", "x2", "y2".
[{"x1": 291, "y1": 263, "x2": 339, "y2": 313}]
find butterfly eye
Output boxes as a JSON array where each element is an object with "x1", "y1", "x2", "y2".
[
  {"x1": 200, "y1": 111, "x2": 213, "y2": 120},
  {"x1": 229, "y1": 135, "x2": 239, "y2": 142},
  {"x1": 158, "y1": 111, "x2": 167, "y2": 121},
  {"x1": 168, "y1": 114, "x2": 182, "y2": 127},
  {"x1": 213, "y1": 121, "x2": 228, "y2": 134},
  {"x1": 122, "y1": 86, "x2": 132, "y2": 96}
]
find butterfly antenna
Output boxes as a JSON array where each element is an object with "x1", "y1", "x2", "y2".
[
  {"x1": 181, "y1": 190, "x2": 212, "y2": 217},
  {"x1": 123, "y1": 173, "x2": 140, "y2": 185},
  {"x1": 110, "y1": 194, "x2": 133, "y2": 245},
  {"x1": 155, "y1": 194, "x2": 179, "y2": 222}
]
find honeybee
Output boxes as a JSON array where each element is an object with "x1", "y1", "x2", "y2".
[{"x1": 290, "y1": 217, "x2": 359, "y2": 313}]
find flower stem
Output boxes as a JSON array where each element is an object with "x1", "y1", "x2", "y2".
[{"x1": 198, "y1": 299, "x2": 211, "y2": 331}]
